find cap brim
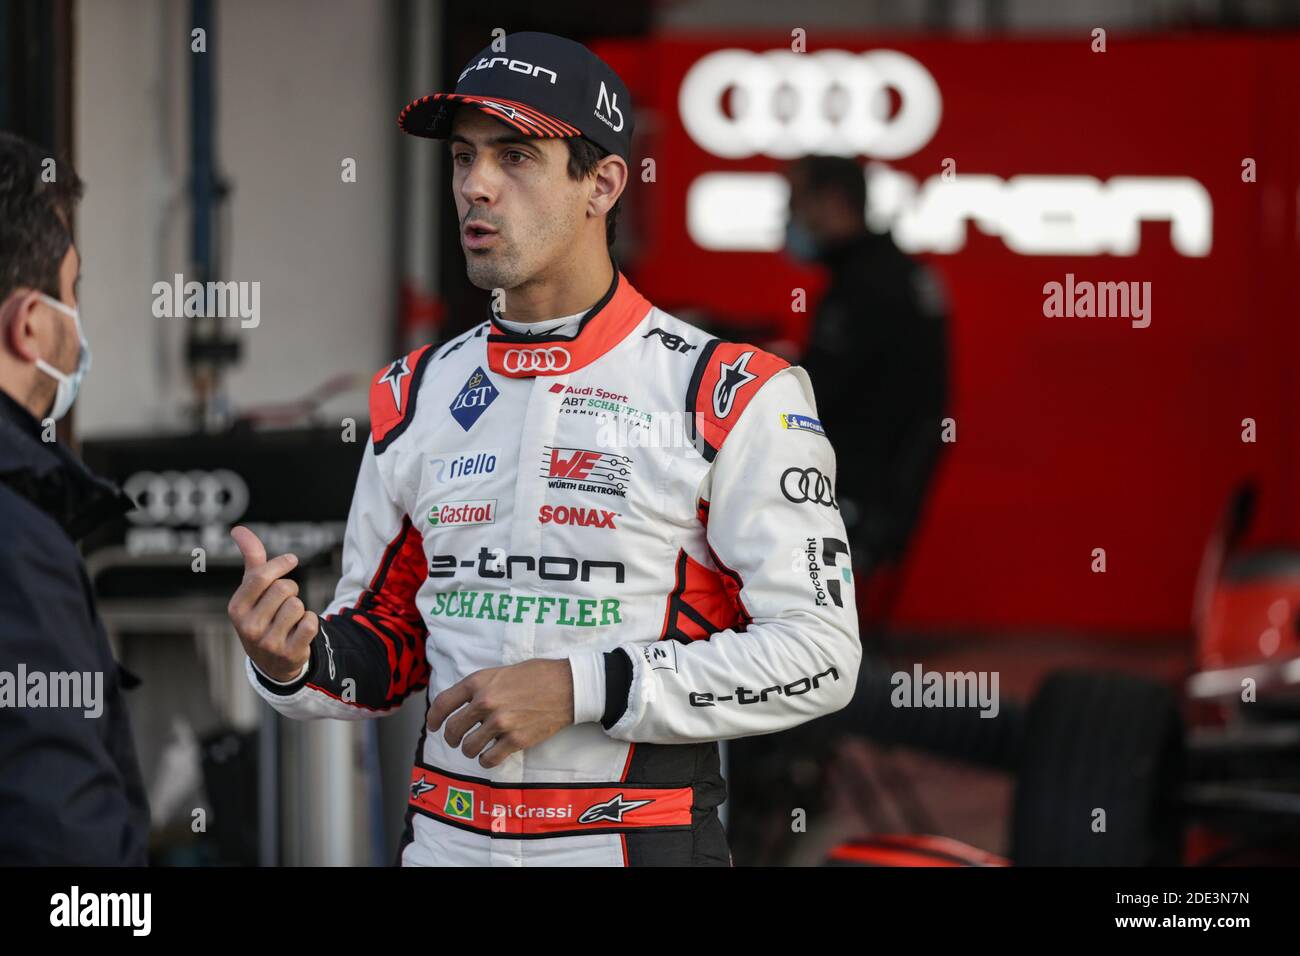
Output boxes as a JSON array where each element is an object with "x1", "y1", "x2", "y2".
[{"x1": 398, "y1": 93, "x2": 583, "y2": 140}]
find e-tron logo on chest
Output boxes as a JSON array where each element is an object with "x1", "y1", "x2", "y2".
[
  {"x1": 449, "y1": 366, "x2": 499, "y2": 431},
  {"x1": 540, "y1": 446, "x2": 633, "y2": 498},
  {"x1": 428, "y1": 545, "x2": 626, "y2": 582}
]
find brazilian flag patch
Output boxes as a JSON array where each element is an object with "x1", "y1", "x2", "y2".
[{"x1": 444, "y1": 786, "x2": 474, "y2": 820}]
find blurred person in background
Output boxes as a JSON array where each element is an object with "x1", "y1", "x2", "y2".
[
  {"x1": 719, "y1": 158, "x2": 953, "y2": 864},
  {"x1": 226, "y1": 32, "x2": 860, "y2": 867},
  {"x1": 784, "y1": 156, "x2": 949, "y2": 620},
  {"x1": 0, "y1": 132, "x2": 149, "y2": 864}
]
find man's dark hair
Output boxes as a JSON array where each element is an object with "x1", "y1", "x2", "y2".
[
  {"x1": 0, "y1": 132, "x2": 83, "y2": 302},
  {"x1": 564, "y1": 136, "x2": 621, "y2": 249},
  {"x1": 789, "y1": 155, "x2": 867, "y2": 222}
]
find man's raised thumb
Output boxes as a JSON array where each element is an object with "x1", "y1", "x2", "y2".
[{"x1": 231, "y1": 525, "x2": 267, "y2": 570}]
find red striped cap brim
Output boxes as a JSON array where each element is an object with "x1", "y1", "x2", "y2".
[{"x1": 398, "y1": 92, "x2": 582, "y2": 139}]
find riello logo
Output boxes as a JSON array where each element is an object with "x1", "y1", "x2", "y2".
[
  {"x1": 538, "y1": 505, "x2": 618, "y2": 529},
  {"x1": 429, "y1": 499, "x2": 497, "y2": 527}
]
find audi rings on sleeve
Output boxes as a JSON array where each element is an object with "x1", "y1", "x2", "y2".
[{"x1": 779, "y1": 466, "x2": 839, "y2": 509}]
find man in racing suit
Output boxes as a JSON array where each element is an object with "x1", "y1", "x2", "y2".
[{"x1": 226, "y1": 31, "x2": 860, "y2": 866}]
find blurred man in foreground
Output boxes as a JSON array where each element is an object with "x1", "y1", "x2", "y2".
[
  {"x1": 785, "y1": 156, "x2": 948, "y2": 599},
  {"x1": 0, "y1": 132, "x2": 149, "y2": 864},
  {"x1": 227, "y1": 32, "x2": 860, "y2": 866}
]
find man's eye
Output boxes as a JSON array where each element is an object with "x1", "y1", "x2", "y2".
[
  {"x1": 452, "y1": 152, "x2": 472, "y2": 166},
  {"x1": 503, "y1": 150, "x2": 528, "y2": 164}
]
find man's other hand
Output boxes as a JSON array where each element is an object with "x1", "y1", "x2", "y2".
[
  {"x1": 227, "y1": 525, "x2": 318, "y2": 683},
  {"x1": 428, "y1": 659, "x2": 575, "y2": 769}
]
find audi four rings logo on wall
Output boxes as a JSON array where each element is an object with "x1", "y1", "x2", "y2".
[
  {"x1": 504, "y1": 347, "x2": 572, "y2": 374},
  {"x1": 123, "y1": 469, "x2": 250, "y2": 526},
  {"x1": 679, "y1": 49, "x2": 942, "y2": 160},
  {"x1": 678, "y1": 48, "x2": 1213, "y2": 257},
  {"x1": 780, "y1": 467, "x2": 838, "y2": 509}
]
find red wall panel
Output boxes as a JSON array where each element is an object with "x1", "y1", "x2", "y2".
[{"x1": 597, "y1": 34, "x2": 1300, "y2": 637}]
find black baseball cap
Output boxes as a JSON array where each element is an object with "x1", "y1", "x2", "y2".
[{"x1": 398, "y1": 31, "x2": 634, "y2": 162}]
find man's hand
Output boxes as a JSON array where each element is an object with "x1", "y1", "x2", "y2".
[
  {"x1": 428, "y1": 659, "x2": 574, "y2": 769},
  {"x1": 227, "y1": 525, "x2": 318, "y2": 683}
]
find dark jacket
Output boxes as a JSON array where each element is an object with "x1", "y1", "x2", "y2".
[
  {"x1": 0, "y1": 389, "x2": 149, "y2": 864},
  {"x1": 800, "y1": 230, "x2": 949, "y2": 570}
]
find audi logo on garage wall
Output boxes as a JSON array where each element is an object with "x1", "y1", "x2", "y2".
[
  {"x1": 677, "y1": 48, "x2": 1212, "y2": 257},
  {"x1": 679, "y1": 49, "x2": 942, "y2": 160},
  {"x1": 122, "y1": 469, "x2": 250, "y2": 526}
]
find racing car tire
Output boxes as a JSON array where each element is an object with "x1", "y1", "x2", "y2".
[{"x1": 1011, "y1": 670, "x2": 1184, "y2": 865}]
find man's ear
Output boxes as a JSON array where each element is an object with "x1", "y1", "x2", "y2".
[
  {"x1": 0, "y1": 291, "x2": 43, "y2": 363},
  {"x1": 588, "y1": 155, "x2": 628, "y2": 219}
]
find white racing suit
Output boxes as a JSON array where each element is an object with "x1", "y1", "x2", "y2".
[{"x1": 248, "y1": 270, "x2": 861, "y2": 865}]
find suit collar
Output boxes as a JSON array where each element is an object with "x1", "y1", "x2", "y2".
[
  {"x1": 486, "y1": 268, "x2": 652, "y2": 378},
  {"x1": 0, "y1": 389, "x2": 133, "y2": 540}
]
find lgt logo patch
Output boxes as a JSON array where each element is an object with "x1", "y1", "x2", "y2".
[{"x1": 449, "y1": 367, "x2": 499, "y2": 431}]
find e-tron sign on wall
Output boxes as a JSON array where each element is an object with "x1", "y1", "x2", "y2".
[
  {"x1": 596, "y1": 35, "x2": 1300, "y2": 636},
  {"x1": 678, "y1": 49, "x2": 1211, "y2": 257}
]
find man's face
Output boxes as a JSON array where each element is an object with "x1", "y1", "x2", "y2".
[
  {"x1": 23, "y1": 244, "x2": 81, "y2": 414},
  {"x1": 786, "y1": 167, "x2": 819, "y2": 235},
  {"x1": 53, "y1": 243, "x2": 81, "y2": 364},
  {"x1": 448, "y1": 109, "x2": 589, "y2": 292}
]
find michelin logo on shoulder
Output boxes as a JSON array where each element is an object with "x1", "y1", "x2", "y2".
[{"x1": 780, "y1": 413, "x2": 826, "y2": 437}]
